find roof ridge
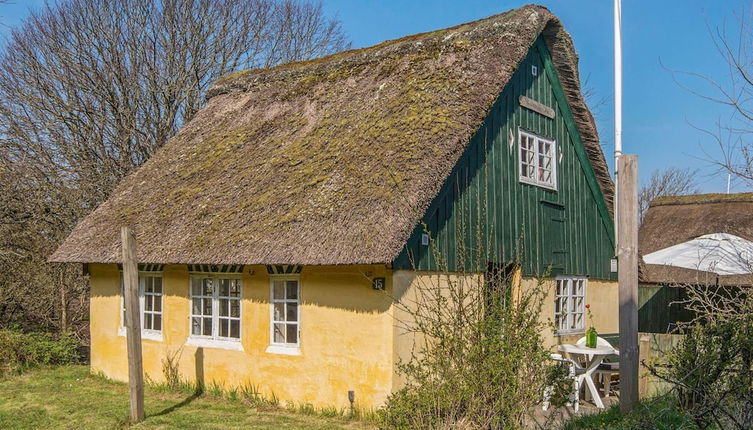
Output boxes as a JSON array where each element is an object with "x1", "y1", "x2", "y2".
[
  {"x1": 651, "y1": 192, "x2": 753, "y2": 207},
  {"x1": 206, "y1": 4, "x2": 548, "y2": 100}
]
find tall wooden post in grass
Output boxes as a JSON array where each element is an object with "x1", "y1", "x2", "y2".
[
  {"x1": 617, "y1": 155, "x2": 639, "y2": 412},
  {"x1": 121, "y1": 226, "x2": 144, "y2": 423}
]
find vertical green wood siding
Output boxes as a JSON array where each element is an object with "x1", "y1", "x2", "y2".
[{"x1": 393, "y1": 37, "x2": 616, "y2": 280}]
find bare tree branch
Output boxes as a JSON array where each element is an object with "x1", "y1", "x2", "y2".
[
  {"x1": 639, "y1": 167, "x2": 699, "y2": 223},
  {"x1": 0, "y1": 0, "x2": 350, "y2": 336}
]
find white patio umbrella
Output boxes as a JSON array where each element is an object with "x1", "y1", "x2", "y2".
[{"x1": 643, "y1": 233, "x2": 753, "y2": 276}]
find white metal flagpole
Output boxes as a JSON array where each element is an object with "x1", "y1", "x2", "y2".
[{"x1": 614, "y1": 0, "x2": 622, "y2": 248}]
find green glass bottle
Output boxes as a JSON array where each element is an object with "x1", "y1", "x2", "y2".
[{"x1": 586, "y1": 327, "x2": 598, "y2": 348}]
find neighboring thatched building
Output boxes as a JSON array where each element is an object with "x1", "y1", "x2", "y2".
[
  {"x1": 51, "y1": 4, "x2": 618, "y2": 408},
  {"x1": 639, "y1": 193, "x2": 753, "y2": 332}
]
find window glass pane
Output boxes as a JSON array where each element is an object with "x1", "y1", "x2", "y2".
[
  {"x1": 191, "y1": 278, "x2": 202, "y2": 296},
  {"x1": 144, "y1": 277, "x2": 153, "y2": 293},
  {"x1": 230, "y1": 300, "x2": 240, "y2": 318},
  {"x1": 192, "y1": 317, "x2": 201, "y2": 335},
  {"x1": 202, "y1": 318, "x2": 212, "y2": 336},
  {"x1": 153, "y1": 315, "x2": 161, "y2": 331},
  {"x1": 220, "y1": 319, "x2": 229, "y2": 337},
  {"x1": 203, "y1": 298, "x2": 212, "y2": 315},
  {"x1": 286, "y1": 324, "x2": 298, "y2": 344},
  {"x1": 286, "y1": 281, "x2": 298, "y2": 300},
  {"x1": 144, "y1": 313, "x2": 152, "y2": 330},
  {"x1": 145, "y1": 295, "x2": 153, "y2": 311},
  {"x1": 286, "y1": 303, "x2": 298, "y2": 322},
  {"x1": 273, "y1": 281, "x2": 285, "y2": 300},
  {"x1": 230, "y1": 320, "x2": 240, "y2": 339},
  {"x1": 202, "y1": 278, "x2": 213, "y2": 296},
  {"x1": 273, "y1": 323, "x2": 285, "y2": 343},
  {"x1": 273, "y1": 303, "x2": 284, "y2": 321},
  {"x1": 154, "y1": 296, "x2": 162, "y2": 312},
  {"x1": 230, "y1": 280, "x2": 240, "y2": 297},
  {"x1": 219, "y1": 299, "x2": 228, "y2": 317},
  {"x1": 192, "y1": 298, "x2": 201, "y2": 315},
  {"x1": 153, "y1": 277, "x2": 162, "y2": 294},
  {"x1": 219, "y1": 279, "x2": 230, "y2": 297}
]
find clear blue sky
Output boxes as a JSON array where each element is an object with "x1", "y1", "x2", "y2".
[{"x1": 1, "y1": 0, "x2": 749, "y2": 192}]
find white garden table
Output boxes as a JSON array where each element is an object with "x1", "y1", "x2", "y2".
[{"x1": 558, "y1": 344, "x2": 619, "y2": 409}]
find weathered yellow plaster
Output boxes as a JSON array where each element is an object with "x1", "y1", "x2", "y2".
[
  {"x1": 89, "y1": 263, "x2": 618, "y2": 409},
  {"x1": 89, "y1": 263, "x2": 395, "y2": 409}
]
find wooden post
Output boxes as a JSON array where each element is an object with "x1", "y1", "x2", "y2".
[
  {"x1": 121, "y1": 226, "x2": 144, "y2": 423},
  {"x1": 617, "y1": 155, "x2": 639, "y2": 412}
]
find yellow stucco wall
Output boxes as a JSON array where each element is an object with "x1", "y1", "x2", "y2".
[
  {"x1": 389, "y1": 272, "x2": 619, "y2": 384},
  {"x1": 89, "y1": 263, "x2": 395, "y2": 409},
  {"x1": 533, "y1": 277, "x2": 619, "y2": 348},
  {"x1": 89, "y1": 263, "x2": 618, "y2": 408}
]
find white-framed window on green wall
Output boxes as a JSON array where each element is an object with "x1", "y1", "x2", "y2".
[
  {"x1": 554, "y1": 276, "x2": 586, "y2": 335},
  {"x1": 518, "y1": 128, "x2": 557, "y2": 190},
  {"x1": 119, "y1": 273, "x2": 163, "y2": 340}
]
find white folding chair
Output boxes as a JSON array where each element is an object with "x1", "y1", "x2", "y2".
[
  {"x1": 542, "y1": 353, "x2": 585, "y2": 412},
  {"x1": 575, "y1": 336, "x2": 620, "y2": 398}
]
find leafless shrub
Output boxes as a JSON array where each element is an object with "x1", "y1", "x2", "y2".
[{"x1": 648, "y1": 281, "x2": 753, "y2": 429}]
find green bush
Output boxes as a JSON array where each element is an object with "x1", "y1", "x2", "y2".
[
  {"x1": 377, "y1": 249, "x2": 560, "y2": 429},
  {"x1": 0, "y1": 329, "x2": 81, "y2": 377}
]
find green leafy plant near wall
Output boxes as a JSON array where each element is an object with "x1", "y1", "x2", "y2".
[
  {"x1": 0, "y1": 328, "x2": 81, "y2": 378},
  {"x1": 378, "y1": 222, "x2": 567, "y2": 429},
  {"x1": 647, "y1": 283, "x2": 753, "y2": 430}
]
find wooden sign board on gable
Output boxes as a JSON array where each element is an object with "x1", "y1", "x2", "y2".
[{"x1": 519, "y1": 96, "x2": 556, "y2": 119}]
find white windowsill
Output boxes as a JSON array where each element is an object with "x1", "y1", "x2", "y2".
[
  {"x1": 186, "y1": 336, "x2": 244, "y2": 351},
  {"x1": 555, "y1": 330, "x2": 585, "y2": 337},
  {"x1": 118, "y1": 327, "x2": 163, "y2": 342},
  {"x1": 265, "y1": 344, "x2": 301, "y2": 356}
]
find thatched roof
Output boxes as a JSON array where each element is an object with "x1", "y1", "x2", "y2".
[
  {"x1": 640, "y1": 193, "x2": 753, "y2": 285},
  {"x1": 50, "y1": 4, "x2": 612, "y2": 265}
]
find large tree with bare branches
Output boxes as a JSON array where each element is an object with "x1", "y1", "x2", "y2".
[{"x1": 0, "y1": 0, "x2": 349, "y2": 336}]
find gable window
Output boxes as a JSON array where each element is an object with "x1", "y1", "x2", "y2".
[
  {"x1": 554, "y1": 276, "x2": 586, "y2": 334},
  {"x1": 189, "y1": 275, "x2": 242, "y2": 343},
  {"x1": 267, "y1": 276, "x2": 300, "y2": 354},
  {"x1": 120, "y1": 273, "x2": 163, "y2": 341},
  {"x1": 519, "y1": 129, "x2": 557, "y2": 190}
]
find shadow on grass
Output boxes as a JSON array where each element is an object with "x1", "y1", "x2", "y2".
[{"x1": 150, "y1": 391, "x2": 203, "y2": 418}]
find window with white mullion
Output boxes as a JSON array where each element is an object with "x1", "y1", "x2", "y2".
[
  {"x1": 518, "y1": 129, "x2": 557, "y2": 190},
  {"x1": 190, "y1": 275, "x2": 241, "y2": 341},
  {"x1": 120, "y1": 273, "x2": 163, "y2": 334},
  {"x1": 142, "y1": 276, "x2": 162, "y2": 331},
  {"x1": 555, "y1": 276, "x2": 586, "y2": 335},
  {"x1": 271, "y1": 278, "x2": 299, "y2": 346}
]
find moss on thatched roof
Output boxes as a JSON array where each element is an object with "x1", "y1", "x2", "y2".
[
  {"x1": 50, "y1": 4, "x2": 612, "y2": 265},
  {"x1": 640, "y1": 192, "x2": 753, "y2": 285}
]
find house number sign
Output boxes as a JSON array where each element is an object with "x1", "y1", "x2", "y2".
[{"x1": 372, "y1": 277, "x2": 386, "y2": 290}]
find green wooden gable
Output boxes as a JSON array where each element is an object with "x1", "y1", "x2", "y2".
[{"x1": 393, "y1": 37, "x2": 616, "y2": 280}]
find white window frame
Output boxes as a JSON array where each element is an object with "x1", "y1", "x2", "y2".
[
  {"x1": 119, "y1": 273, "x2": 164, "y2": 342},
  {"x1": 186, "y1": 273, "x2": 243, "y2": 351},
  {"x1": 266, "y1": 275, "x2": 301, "y2": 356},
  {"x1": 518, "y1": 128, "x2": 557, "y2": 190},
  {"x1": 554, "y1": 276, "x2": 587, "y2": 335}
]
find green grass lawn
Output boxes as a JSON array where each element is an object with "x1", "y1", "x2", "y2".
[{"x1": 0, "y1": 366, "x2": 375, "y2": 429}]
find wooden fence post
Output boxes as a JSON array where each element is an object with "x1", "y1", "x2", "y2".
[
  {"x1": 121, "y1": 226, "x2": 144, "y2": 423},
  {"x1": 618, "y1": 155, "x2": 639, "y2": 412}
]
